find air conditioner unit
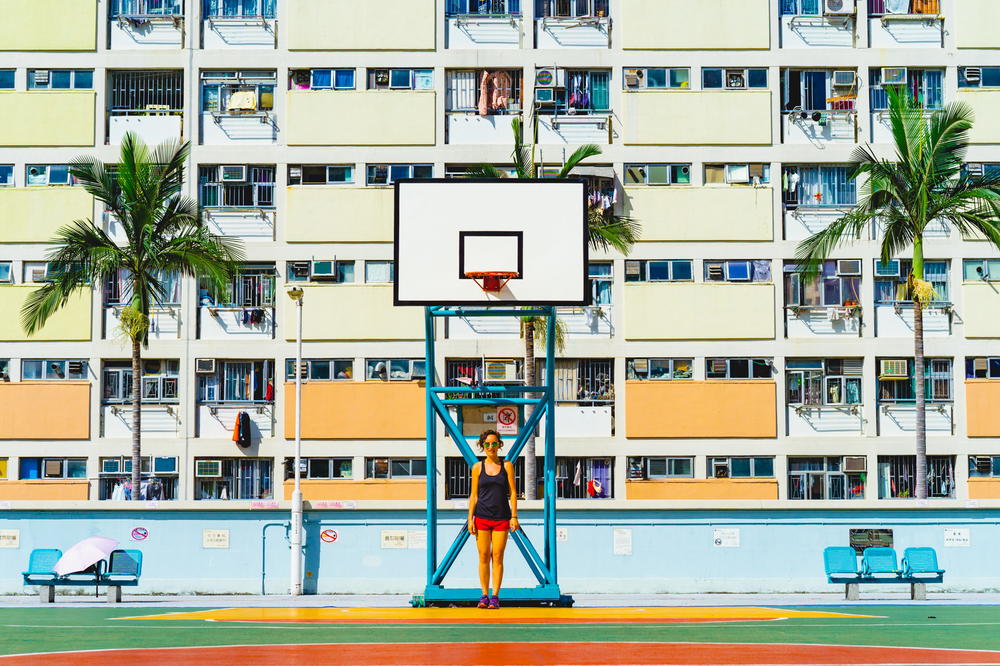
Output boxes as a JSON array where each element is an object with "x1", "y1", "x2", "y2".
[
  {"x1": 30, "y1": 267, "x2": 50, "y2": 283},
  {"x1": 967, "y1": 163, "x2": 985, "y2": 177},
  {"x1": 33, "y1": 70, "x2": 49, "y2": 85},
  {"x1": 484, "y1": 359, "x2": 518, "y2": 383},
  {"x1": 195, "y1": 358, "x2": 216, "y2": 374},
  {"x1": 712, "y1": 460, "x2": 730, "y2": 478},
  {"x1": 289, "y1": 261, "x2": 311, "y2": 278},
  {"x1": 833, "y1": 70, "x2": 855, "y2": 88},
  {"x1": 844, "y1": 456, "x2": 867, "y2": 472},
  {"x1": 68, "y1": 360, "x2": 85, "y2": 375},
  {"x1": 624, "y1": 68, "x2": 643, "y2": 88},
  {"x1": 310, "y1": 259, "x2": 337, "y2": 280},
  {"x1": 881, "y1": 67, "x2": 907, "y2": 86},
  {"x1": 221, "y1": 165, "x2": 247, "y2": 182},
  {"x1": 624, "y1": 260, "x2": 642, "y2": 277},
  {"x1": 824, "y1": 0, "x2": 854, "y2": 15},
  {"x1": 837, "y1": 259, "x2": 862, "y2": 276},
  {"x1": 296, "y1": 361, "x2": 309, "y2": 379},
  {"x1": 880, "y1": 359, "x2": 909, "y2": 379},
  {"x1": 974, "y1": 456, "x2": 993, "y2": 472},
  {"x1": 875, "y1": 260, "x2": 900, "y2": 277},
  {"x1": 535, "y1": 67, "x2": 565, "y2": 88},
  {"x1": 195, "y1": 460, "x2": 222, "y2": 477},
  {"x1": 725, "y1": 70, "x2": 746, "y2": 89},
  {"x1": 963, "y1": 67, "x2": 982, "y2": 84},
  {"x1": 535, "y1": 88, "x2": 556, "y2": 104}
]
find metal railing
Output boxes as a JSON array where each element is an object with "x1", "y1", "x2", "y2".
[{"x1": 107, "y1": 71, "x2": 184, "y2": 113}]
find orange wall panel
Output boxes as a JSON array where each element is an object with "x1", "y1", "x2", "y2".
[
  {"x1": 626, "y1": 479, "x2": 778, "y2": 500},
  {"x1": 968, "y1": 478, "x2": 1000, "y2": 500},
  {"x1": 0, "y1": 382, "x2": 90, "y2": 439},
  {"x1": 625, "y1": 381, "x2": 776, "y2": 438},
  {"x1": 0, "y1": 480, "x2": 90, "y2": 500},
  {"x1": 966, "y1": 380, "x2": 1000, "y2": 437},
  {"x1": 284, "y1": 381, "x2": 425, "y2": 439},
  {"x1": 283, "y1": 479, "x2": 424, "y2": 501}
]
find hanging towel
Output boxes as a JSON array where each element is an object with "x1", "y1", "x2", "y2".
[
  {"x1": 232, "y1": 415, "x2": 242, "y2": 442},
  {"x1": 478, "y1": 70, "x2": 491, "y2": 116},
  {"x1": 226, "y1": 89, "x2": 258, "y2": 112},
  {"x1": 573, "y1": 460, "x2": 582, "y2": 487},
  {"x1": 237, "y1": 411, "x2": 252, "y2": 447},
  {"x1": 264, "y1": 380, "x2": 274, "y2": 402},
  {"x1": 220, "y1": 485, "x2": 229, "y2": 500},
  {"x1": 491, "y1": 70, "x2": 511, "y2": 112},
  {"x1": 884, "y1": 0, "x2": 910, "y2": 13}
]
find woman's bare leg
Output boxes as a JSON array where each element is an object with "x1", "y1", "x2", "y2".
[
  {"x1": 476, "y1": 529, "x2": 493, "y2": 595},
  {"x1": 490, "y1": 529, "x2": 509, "y2": 596}
]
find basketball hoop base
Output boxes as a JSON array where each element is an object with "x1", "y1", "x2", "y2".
[{"x1": 465, "y1": 271, "x2": 518, "y2": 293}]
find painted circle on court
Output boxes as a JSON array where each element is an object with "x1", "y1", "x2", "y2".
[
  {"x1": 497, "y1": 407, "x2": 517, "y2": 427},
  {"x1": 131, "y1": 527, "x2": 148, "y2": 541},
  {"x1": 321, "y1": 529, "x2": 338, "y2": 543}
]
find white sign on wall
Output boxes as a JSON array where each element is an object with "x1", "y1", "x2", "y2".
[
  {"x1": 496, "y1": 406, "x2": 518, "y2": 435},
  {"x1": 713, "y1": 528, "x2": 740, "y2": 548},
  {"x1": 202, "y1": 529, "x2": 230, "y2": 549},
  {"x1": 407, "y1": 530, "x2": 427, "y2": 550},
  {"x1": 944, "y1": 527, "x2": 970, "y2": 547},
  {"x1": 556, "y1": 527, "x2": 569, "y2": 542},
  {"x1": 0, "y1": 529, "x2": 19, "y2": 548},
  {"x1": 613, "y1": 528, "x2": 632, "y2": 555},
  {"x1": 381, "y1": 530, "x2": 408, "y2": 549}
]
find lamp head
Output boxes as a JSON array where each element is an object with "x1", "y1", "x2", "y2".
[{"x1": 287, "y1": 287, "x2": 304, "y2": 302}]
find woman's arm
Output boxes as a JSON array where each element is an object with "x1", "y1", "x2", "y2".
[
  {"x1": 505, "y1": 461, "x2": 519, "y2": 532},
  {"x1": 467, "y1": 462, "x2": 480, "y2": 534}
]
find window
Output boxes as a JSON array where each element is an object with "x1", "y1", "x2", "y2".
[
  {"x1": 105, "y1": 269, "x2": 181, "y2": 306},
  {"x1": 28, "y1": 69, "x2": 93, "y2": 90},
  {"x1": 779, "y1": 0, "x2": 822, "y2": 15},
  {"x1": 704, "y1": 260, "x2": 771, "y2": 283},
  {"x1": 365, "y1": 261, "x2": 395, "y2": 283},
  {"x1": 782, "y1": 166, "x2": 856, "y2": 207},
  {"x1": 447, "y1": 0, "x2": 521, "y2": 15},
  {"x1": 285, "y1": 359, "x2": 354, "y2": 381},
  {"x1": 782, "y1": 70, "x2": 857, "y2": 112},
  {"x1": 624, "y1": 260, "x2": 693, "y2": 283},
  {"x1": 198, "y1": 360, "x2": 274, "y2": 403},
  {"x1": 203, "y1": 0, "x2": 276, "y2": 18},
  {"x1": 288, "y1": 165, "x2": 354, "y2": 185},
  {"x1": 535, "y1": 69, "x2": 610, "y2": 115},
  {"x1": 445, "y1": 69, "x2": 522, "y2": 114},
  {"x1": 366, "y1": 457, "x2": 427, "y2": 479},
  {"x1": 0, "y1": 70, "x2": 13, "y2": 89},
  {"x1": 111, "y1": 0, "x2": 183, "y2": 16},
  {"x1": 285, "y1": 457, "x2": 354, "y2": 480},
  {"x1": 878, "y1": 358, "x2": 952, "y2": 403},
  {"x1": 706, "y1": 358, "x2": 772, "y2": 380},
  {"x1": 288, "y1": 68, "x2": 355, "y2": 91},
  {"x1": 199, "y1": 265, "x2": 275, "y2": 307},
  {"x1": 0, "y1": 165, "x2": 12, "y2": 186},
  {"x1": 587, "y1": 262, "x2": 612, "y2": 305},
  {"x1": 964, "y1": 259, "x2": 1000, "y2": 282},
  {"x1": 878, "y1": 455, "x2": 954, "y2": 499},
  {"x1": 368, "y1": 68, "x2": 433, "y2": 91},
  {"x1": 867, "y1": 0, "x2": 939, "y2": 16},
  {"x1": 784, "y1": 260, "x2": 861, "y2": 307},
  {"x1": 366, "y1": 359, "x2": 426, "y2": 381},
  {"x1": 622, "y1": 67, "x2": 689, "y2": 89},
  {"x1": 874, "y1": 259, "x2": 948, "y2": 303},
  {"x1": 98, "y1": 456, "x2": 178, "y2": 500},
  {"x1": 107, "y1": 70, "x2": 184, "y2": 114},
  {"x1": 870, "y1": 68, "x2": 943, "y2": 111},
  {"x1": 788, "y1": 457, "x2": 866, "y2": 500},
  {"x1": 709, "y1": 457, "x2": 774, "y2": 479},
  {"x1": 19, "y1": 458, "x2": 87, "y2": 480},
  {"x1": 702, "y1": 68, "x2": 768, "y2": 90},
  {"x1": 366, "y1": 164, "x2": 432, "y2": 185},
  {"x1": 536, "y1": 0, "x2": 609, "y2": 17},
  {"x1": 628, "y1": 456, "x2": 693, "y2": 479},
  {"x1": 201, "y1": 70, "x2": 275, "y2": 115},
  {"x1": 786, "y1": 359, "x2": 863, "y2": 406},
  {"x1": 704, "y1": 163, "x2": 770, "y2": 186},
  {"x1": 0, "y1": 359, "x2": 9, "y2": 381},
  {"x1": 626, "y1": 358, "x2": 692, "y2": 380},
  {"x1": 555, "y1": 457, "x2": 612, "y2": 498},
  {"x1": 0, "y1": 262, "x2": 11, "y2": 284},
  {"x1": 535, "y1": 358, "x2": 613, "y2": 403},
  {"x1": 25, "y1": 165, "x2": 74, "y2": 186},
  {"x1": 0, "y1": 458, "x2": 6, "y2": 480},
  {"x1": 969, "y1": 455, "x2": 1000, "y2": 478},
  {"x1": 22, "y1": 359, "x2": 88, "y2": 381},
  {"x1": 959, "y1": 66, "x2": 1000, "y2": 89},
  {"x1": 445, "y1": 359, "x2": 522, "y2": 393},
  {"x1": 103, "y1": 359, "x2": 179, "y2": 403},
  {"x1": 445, "y1": 457, "x2": 527, "y2": 499},
  {"x1": 624, "y1": 164, "x2": 690, "y2": 185},
  {"x1": 966, "y1": 357, "x2": 1000, "y2": 379},
  {"x1": 195, "y1": 458, "x2": 272, "y2": 500},
  {"x1": 198, "y1": 165, "x2": 275, "y2": 208}
]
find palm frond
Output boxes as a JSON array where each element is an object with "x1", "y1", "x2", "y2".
[
  {"x1": 587, "y1": 210, "x2": 640, "y2": 255},
  {"x1": 463, "y1": 164, "x2": 510, "y2": 179},
  {"x1": 557, "y1": 144, "x2": 602, "y2": 179},
  {"x1": 510, "y1": 116, "x2": 534, "y2": 179}
]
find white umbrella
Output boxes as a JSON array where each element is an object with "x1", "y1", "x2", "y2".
[{"x1": 54, "y1": 536, "x2": 119, "y2": 576}]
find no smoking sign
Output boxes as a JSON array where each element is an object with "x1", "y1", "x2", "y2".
[{"x1": 496, "y1": 406, "x2": 517, "y2": 435}]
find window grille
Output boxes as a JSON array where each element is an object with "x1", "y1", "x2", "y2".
[{"x1": 108, "y1": 70, "x2": 184, "y2": 113}]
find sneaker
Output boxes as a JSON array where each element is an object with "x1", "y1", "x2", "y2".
[
  {"x1": 477, "y1": 595, "x2": 489, "y2": 609},
  {"x1": 488, "y1": 595, "x2": 500, "y2": 609}
]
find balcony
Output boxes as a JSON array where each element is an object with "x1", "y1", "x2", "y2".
[
  {"x1": 201, "y1": 111, "x2": 277, "y2": 145},
  {"x1": 785, "y1": 305, "x2": 862, "y2": 337},
  {"x1": 956, "y1": 0, "x2": 1000, "y2": 48},
  {"x1": 286, "y1": 91, "x2": 436, "y2": 146},
  {"x1": 875, "y1": 301, "x2": 951, "y2": 337},
  {"x1": 283, "y1": 382, "x2": 424, "y2": 439},
  {"x1": 0, "y1": 286, "x2": 91, "y2": 341},
  {"x1": 623, "y1": 91, "x2": 771, "y2": 145},
  {"x1": 286, "y1": 0, "x2": 435, "y2": 51},
  {"x1": 108, "y1": 112, "x2": 182, "y2": 146},
  {"x1": 780, "y1": 11, "x2": 856, "y2": 48},
  {"x1": 0, "y1": 481, "x2": 90, "y2": 501},
  {"x1": 783, "y1": 108, "x2": 858, "y2": 146},
  {"x1": 784, "y1": 206, "x2": 856, "y2": 242},
  {"x1": 104, "y1": 305, "x2": 180, "y2": 340},
  {"x1": 197, "y1": 402, "x2": 274, "y2": 439},
  {"x1": 100, "y1": 404, "x2": 182, "y2": 437},
  {"x1": 878, "y1": 402, "x2": 953, "y2": 436},
  {"x1": 447, "y1": 306, "x2": 612, "y2": 339},
  {"x1": 285, "y1": 188, "x2": 392, "y2": 242},
  {"x1": 535, "y1": 15, "x2": 611, "y2": 48},
  {"x1": 204, "y1": 208, "x2": 275, "y2": 242},
  {"x1": 447, "y1": 113, "x2": 520, "y2": 145},
  {"x1": 787, "y1": 403, "x2": 864, "y2": 436},
  {"x1": 203, "y1": 12, "x2": 277, "y2": 49},
  {"x1": 0, "y1": 188, "x2": 93, "y2": 243},
  {"x1": 959, "y1": 90, "x2": 1000, "y2": 145},
  {"x1": 109, "y1": 1, "x2": 184, "y2": 50},
  {"x1": 0, "y1": 92, "x2": 95, "y2": 147},
  {"x1": 283, "y1": 479, "x2": 424, "y2": 501},
  {"x1": 278, "y1": 285, "x2": 423, "y2": 341},
  {"x1": 868, "y1": 0, "x2": 943, "y2": 48},
  {"x1": 625, "y1": 380, "x2": 777, "y2": 438},
  {"x1": 536, "y1": 113, "x2": 612, "y2": 146},
  {"x1": 198, "y1": 306, "x2": 274, "y2": 339},
  {"x1": 966, "y1": 381, "x2": 1000, "y2": 437},
  {"x1": 623, "y1": 187, "x2": 773, "y2": 241},
  {"x1": 0, "y1": 382, "x2": 90, "y2": 440},
  {"x1": 624, "y1": 283, "x2": 775, "y2": 340},
  {"x1": 621, "y1": 0, "x2": 769, "y2": 49},
  {"x1": 625, "y1": 478, "x2": 778, "y2": 500},
  {"x1": 446, "y1": 13, "x2": 523, "y2": 49},
  {"x1": 0, "y1": 0, "x2": 97, "y2": 51}
]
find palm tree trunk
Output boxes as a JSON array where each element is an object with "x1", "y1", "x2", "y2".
[
  {"x1": 131, "y1": 338, "x2": 142, "y2": 501},
  {"x1": 523, "y1": 320, "x2": 537, "y2": 500},
  {"x1": 913, "y1": 298, "x2": 927, "y2": 499}
]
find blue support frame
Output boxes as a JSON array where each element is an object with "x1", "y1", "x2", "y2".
[{"x1": 420, "y1": 306, "x2": 569, "y2": 606}]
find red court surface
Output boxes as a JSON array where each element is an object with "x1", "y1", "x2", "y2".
[{"x1": 3, "y1": 642, "x2": 1000, "y2": 665}]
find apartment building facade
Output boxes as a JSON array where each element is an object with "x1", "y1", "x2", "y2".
[{"x1": 3, "y1": 0, "x2": 1000, "y2": 514}]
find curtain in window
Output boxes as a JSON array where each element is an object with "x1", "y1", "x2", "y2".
[
  {"x1": 157, "y1": 271, "x2": 182, "y2": 304},
  {"x1": 752, "y1": 260, "x2": 771, "y2": 283},
  {"x1": 446, "y1": 70, "x2": 476, "y2": 110},
  {"x1": 924, "y1": 261, "x2": 948, "y2": 300},
  {"x1": 589, "y1": 71, "x2": 610, "y2": 111},
  {"x1": 921, "y1": 70, "x2": 943, "y2": 109},
  {"x1": 446, "y1": 0, "x2": 466, "y2": 14},
  {"x1": 224, "y1": 362, "x2": 252, "y2": 401},
  {"x1": 590, "y1": 459, "x2": 610, "y2": 498}
]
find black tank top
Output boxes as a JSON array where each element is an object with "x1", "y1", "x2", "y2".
[{"x1": 474, "y1": 460, "x2": 511, "y2": 521}]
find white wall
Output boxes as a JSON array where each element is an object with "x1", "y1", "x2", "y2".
[
  {"x1": 199, "y1": 308, "x2": 274, "y2": 339},
  {"x1": 787, "y1": 406, "x2": 864, "y2": 437},
  {"x1": 534, "y1": 18, "x2": 610, "y2": 48},
  {"x1": 536, "y1": 116, "x2": 609, "y2": 145},
  {"x1": 875, "y1": 305, "x2": 951, "y2": 338},
  {"x1": 102, "y1": 405, "x2": 182, "y2": 437},
  {"x1": 109, "y1": 20, "x2": 183, "y2": 50},
  {"x1": 204, "y1": 209, "x2": 275, "y2": 242},
  {"x1": 868, "y1": 17, "x2": 943, "y2": 48},
  {"x1": 108, "y1": 115, "x2": 183, "y2": 145},
  {"x1": 202, "y1": 18, "x2": 276, "y2": 49},
  {"x1": 780, "y1": 16, "x2": 855, "y2": 48},
  {"x1": 879, "y1": 403, "x2": 953, "y2": 436},
  {"x1": 445, "y1": 17, "x2": 521, "y2": 49},
  {"x1": 200, "y1": 113, "x2": 278, "y2": 144},
  {"x1": 105, "y1": 307, "x2": 180, "y2": 340},
  {"x1": 786, "y1": 308, "x2": 861, "y2": 338},
  {"x1": 197, "y1": 404, "x2": 274, "y2": 439},
  {"x1": 446, "y1": 114, "x2": 518, "y2": 145}
]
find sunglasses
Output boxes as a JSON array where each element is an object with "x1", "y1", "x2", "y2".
[{"x1": 484, "y1": 442, "x2": 502, "y2": 448}]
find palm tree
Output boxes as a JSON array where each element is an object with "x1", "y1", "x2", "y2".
[
  {"x1": 21, "y1": 133, "x2": 243, "y2": 501},
  {"x1": 467, "y1": 117, "x2": 640, "y2": 499},
  {"x1": 797, "y1": 87, "x2": 1000, "y2": 499}
]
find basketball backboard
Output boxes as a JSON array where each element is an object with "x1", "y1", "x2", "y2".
[{"x1": 394, "y1": 179, "x2": 588, "y2": 306}]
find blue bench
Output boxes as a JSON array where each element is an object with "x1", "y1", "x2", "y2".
[
  {"x1": 100, "y1": 549, "x2": 143, "y2": 603},
  {"x1": 22, "y1": 548, "x2": 142, "y2": 603},
  {"x1": 823, "y1": 546, "x2": 945, "y2": 600}
]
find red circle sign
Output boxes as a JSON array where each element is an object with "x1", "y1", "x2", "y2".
[
  {"x1": 320, "y1": 529, "x2": 338, "y2": 543},
  {"x1": 497, "y1": 407, "x2": 517, "y2": 426},
  {"x1": 131, "y1": 527, "x2": 148, "y2": 541}
]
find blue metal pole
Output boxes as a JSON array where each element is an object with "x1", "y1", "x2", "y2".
[
  {"x1": 544, "y1": 309, "x2": 557, "y2": 579},
  {"x1": 424, "y1": 307, "x2": 437, "y2": 589}
]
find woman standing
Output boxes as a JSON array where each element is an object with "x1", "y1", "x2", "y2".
[{"x1": 468, "y1": 429, "x2": 519, "y2": 609}]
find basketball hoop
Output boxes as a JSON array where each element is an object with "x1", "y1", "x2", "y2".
[{"x1": 465, "y1": 271, "x2": 518, "y2": 293}]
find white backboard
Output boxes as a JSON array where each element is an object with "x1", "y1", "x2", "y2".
[{"x1": 394, "y1": 179, "x2": 588, "y2": 306}]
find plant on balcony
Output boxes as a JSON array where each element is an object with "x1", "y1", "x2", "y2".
[
  {"x1": 21, "y1": 133, "x2": 242, "y2": 501},
  {"x1": 466, "y1": 116, "x2": 640, "y2": 499},
  {"x1": 796, "y1": 87, "x2": 1000, "y2": 499}
]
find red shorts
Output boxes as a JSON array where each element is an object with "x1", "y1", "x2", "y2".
[{"x1": 474, "y1": 517, "x2": 510, "y2": 532}]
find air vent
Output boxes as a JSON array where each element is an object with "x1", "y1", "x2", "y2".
[
  {"x1": 880, "y1": 359, "x2": 909, "y2": 379},
  {"x1": 833, "y1": 70, "x2": 855, "y2": 87},
  {"x1": 881, "y1": 67, "x2": 907, "y2": 86},
  {"x1": 875, "y1": 260, "x2": 900, "y2": 277},
  {"x1": 289, "y1": 261, "x2": 311, "y2": 278},
  {"x1": 195, "y1": 460, "x2": 222, "y2": 477},
  {"x1": 624, "y1": 68, "x2": 643, "y2": 88},
  {"x1": 964, "y1": 67, "x2": 982, "y2": 84},
  {"x1": 310, "y1": 260, "x2": 337, "y2": 280},
  {"x1": 195, "y1": 358, "x2": 216, "y2": 374},
  {"x1": 844, "y1": 456, "x2": 867, "y2": 472},
  {"x1": 220, "y1": 165, "x2": 246, "y2": 182},
  {"x1": 837, "y1": 259, "x2": 862, "y2": 276}
]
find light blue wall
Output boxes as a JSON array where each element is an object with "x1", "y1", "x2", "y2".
[{"x1": 2, "y1": 509, "x2": 999, "y2": 594}]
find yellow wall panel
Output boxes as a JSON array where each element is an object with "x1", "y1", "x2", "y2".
[
  {"x1": 0, "y1": 93, "x2": 95, "y2": 147},
  {"x1": 624, "y1": 283, "x2": 775, "y2": 340},
  {"x1": 0, "y1": 286, "x2": 92, "y2": 341},
  {"x1": 0, "y1": 0, "x2": 97, "y2": 51},
  {"x1": 956, "y1": 0, "x2": 1000, "y2": 48},
  {"x1": 966, "y1": 380, "x2": 1000, "y2": 437},
  {"x1": 279, "y1": 285, "x2": 423, "y2": 341},
  {"x1": 286, "y1": 91, "x2": 436, "y2": 146},
  {"x1": 962, "y1": 284, "x2": 1000, "y2": 337},
  {"x1": 624, "y1": 91, "x2": 772, "y2": 145},
  {"x1": 287, "y1": 0, "x2": 435, "y2": 50},
  {"x1": 0, "y1": 188, "x2": 93, "y2": 243},
  {"x1": 0, "y1": 480, "x2": 90, "y2": 500},
  {"x1": 284, "y1": 480, "x2": 424, "y2": 501},
  {"x1": 0, "y1": 382, "x2": 90, "y2": 439},
  {"x1": 960, "y1": 91, "x2": 1000, "y2": 144},
  {"x1": 285, "y1": 187, "x2": 393, "y2": 242},
  {"x1": 621, "y1": 0, "x2": 769, "y2": 50},
  {"x1": 0, "y1": 460, "x2": 6, "y2": 479},
  {"x1": 284, "y1": 381, "x2": 425, "y2": 439},
  {"x1": 626, "y1": 380, "x2": 777, "y2": 438},
  {"x1": 969, "y1": 478, "x2": 1000, "y2": 499},
  {"x1": 626, "y1": 479, "x2": 778, "y2": 500},
  {"x1": 623, "y1": 187, "x2": 773, "y2": 241}
]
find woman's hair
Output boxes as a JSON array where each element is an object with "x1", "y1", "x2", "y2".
[{"x1": 477, "y1": 429, "x2": 503, "y2": 451}]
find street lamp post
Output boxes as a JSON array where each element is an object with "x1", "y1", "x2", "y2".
[{"x1": 287, "y1": 286, "x2": 304, "y2": 596}]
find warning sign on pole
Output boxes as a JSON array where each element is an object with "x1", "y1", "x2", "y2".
[{"x1": 496, "y1": 406, "x2": 518, "y2": 435}]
